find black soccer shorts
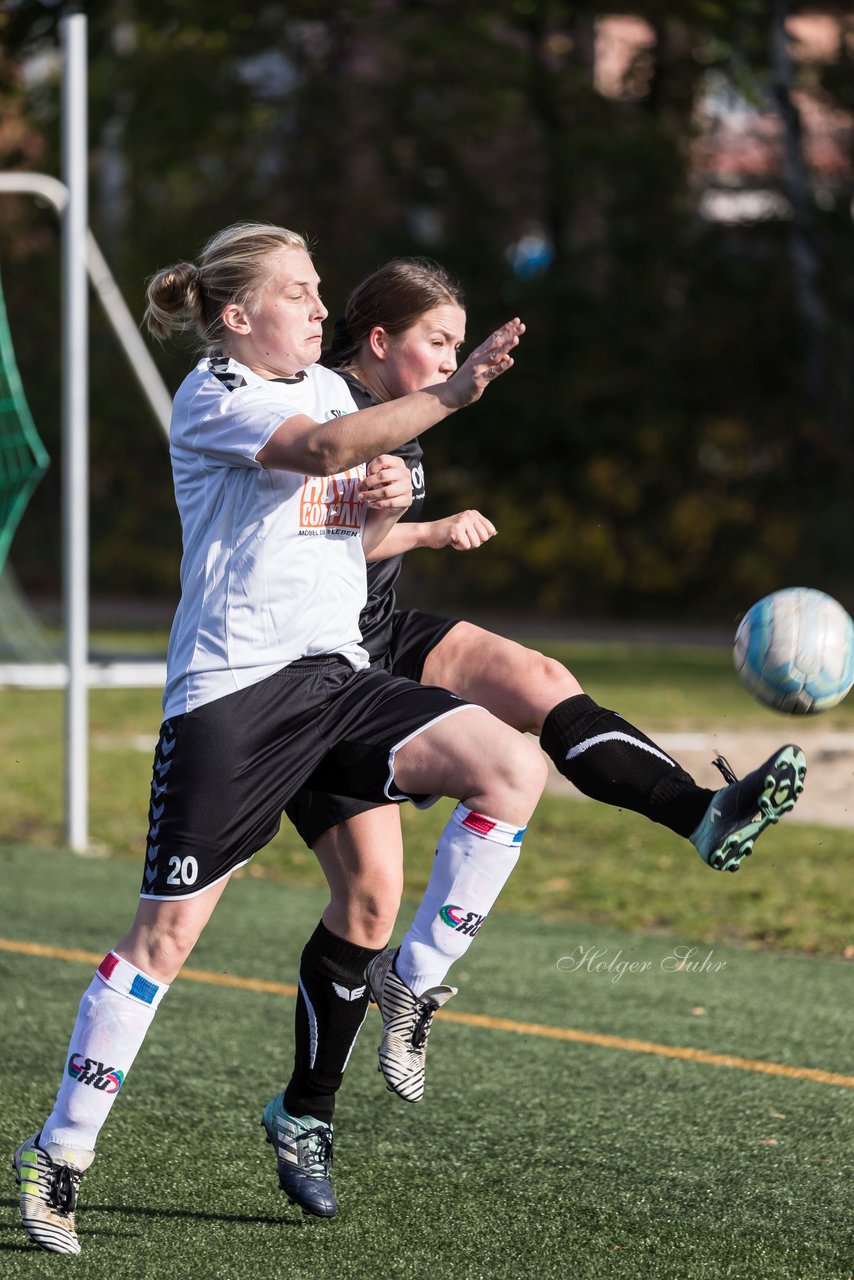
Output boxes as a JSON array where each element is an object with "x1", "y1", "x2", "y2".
[
  {"x1": 140, "y1": 655, "x2": 471, "y2": 900},
  {"x1": 284, "y1": 610, "x2": 461, "y2": 848}
]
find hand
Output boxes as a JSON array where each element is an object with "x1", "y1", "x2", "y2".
[
  {"x1": 445, "y1": 318, "x2": 525, "y2": 407},
  {"x1": 359, "y1": 454, "x2": 413, "y2": 511},
  {"x1": 430, "y1": 510, "x2": 497, "y2": 551}
]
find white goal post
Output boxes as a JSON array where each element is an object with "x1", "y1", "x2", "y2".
[{"x1": 0, "y1": 12, "x2": 173, "y2": 851}]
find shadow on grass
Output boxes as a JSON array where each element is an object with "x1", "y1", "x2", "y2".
[{"x1": 0, "y1": 1194, "x2": 304, "y2": 1239}]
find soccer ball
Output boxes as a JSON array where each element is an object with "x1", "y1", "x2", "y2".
[{"x1": 733, "y1": 587, "x2": 854, "y2": 714}]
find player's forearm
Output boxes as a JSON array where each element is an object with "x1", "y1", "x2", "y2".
[
  {"x1": 257, "y1": 386, "x2": 458, "y2": 476},
  {"x1": 259, "y1": 318, "x2": 524, "y2": 475},
  {"x1": 364, "y1": 521, "x2": 438, "y2": 562},
  {"x1": 326, "y1": 389, "x2": 462, "y2": 473},
  {"x1": 362, "y1": 507, "x2": 409, "y2": 557}
]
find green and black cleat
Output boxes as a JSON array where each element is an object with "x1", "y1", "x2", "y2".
[
  {"x1": 690, "y1": 745, "x2": 806, "y2": 872},
  {"x1": 262, "y1": 1094, "x2": 336, "y2": 1219}
]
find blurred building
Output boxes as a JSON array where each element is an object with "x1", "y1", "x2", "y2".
[{"x1": 595, "y1": 12, "x2": 853, "y2": 224}]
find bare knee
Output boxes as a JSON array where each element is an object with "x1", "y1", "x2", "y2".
[
  {"x1": 324, "y1": 866, "x2": 402, "y2": 948},
  {"x1": 394, "y1": 709, "x2": 548, "y2": 828},
  {"x1": 471, "y1": 728, "x2": 548, "y2": 827},
  {"x1": 115, "y1": 928, "x2": 192, "y2": 984},
  {"x1": 529, "y1": 655, "x2": 583, "y2": 731},
  {"x1": 115, "y1": 901, "x2": 215, "y2": 983},
  {"x1": 505, "y1": 732, "x2": 550, "y2": 807},
  {"x1": 544, "y1": 652, "x2": 583, "y2": 699}
]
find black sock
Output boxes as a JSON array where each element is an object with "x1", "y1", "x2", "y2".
[
  {"x1": 283, "y1": 920, "x2": 381, "y2": 1125},
  {"x1": 540, "y1": 694, "x2": 714, "y2": 837}
]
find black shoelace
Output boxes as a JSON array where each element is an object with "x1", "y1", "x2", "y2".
[
  {"x1": 50, "y1": 1166, "x2": 80, "y2": 1215},
  {"x1": 411, "y1": 1000, "x2": 437, "y2": 1050},
  {"x1": 712, "y1": 755, "x2": 738, "y2": 786},
  {"x1": 296, "y1": 1126, "x2": 333, "y2": 1178}
]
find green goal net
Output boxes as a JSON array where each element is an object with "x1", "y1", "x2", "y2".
[{"x1": 0, "y1": 266, "x2": 54, "y2": 661}]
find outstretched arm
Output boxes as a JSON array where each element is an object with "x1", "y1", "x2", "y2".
[{"x1": 256, "y1": 319, "x2": 525, "y2": 476}]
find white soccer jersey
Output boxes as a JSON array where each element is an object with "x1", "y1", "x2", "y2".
[{"x1": 163, "y1": 355, "x2": 370, "y2": 718}]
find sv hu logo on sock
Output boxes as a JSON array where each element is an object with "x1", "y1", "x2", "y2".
[
  {"x1": 67, "y1": 1053, "x2": 125, "y2": 1093},
  {"x1": 439, "y1": 904, "x2": 486, "y2": 936}
]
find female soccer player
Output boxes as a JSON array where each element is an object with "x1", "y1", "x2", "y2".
[
  {"x1": 275, "y1": 257, "x2": 807, "y2": 1218},
  {"x1": 12, "y1": 224, "x2": 551, "y2": 1255}
]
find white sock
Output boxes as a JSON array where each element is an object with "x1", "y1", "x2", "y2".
[
  {"x1": 395, "y1": 804, "x2": 524, "y2": 996},
  {"x1": 41, "y1": 952, "x2": 169, "y2": 1153}
]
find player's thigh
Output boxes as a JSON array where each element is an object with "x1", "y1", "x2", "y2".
[
  {"x1": 313, "y1": 670, "x2": 544, "y2": 821},
  {"x1": 391, "y1": 704, "x2": 546, "y2": 816},
  {"x1": 421, "y1": 621, "x2": 582, "y2": 733}
]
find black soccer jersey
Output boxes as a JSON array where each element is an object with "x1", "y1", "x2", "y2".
[{"x1": 335, "y1": 370, "x2": 426, "y2": 662}]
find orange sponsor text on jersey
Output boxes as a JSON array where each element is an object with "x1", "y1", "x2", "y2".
[{"x1": 299, "y1": 471, "x2": 362, "y2": 530}]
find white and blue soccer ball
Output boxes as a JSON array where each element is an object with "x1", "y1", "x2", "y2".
[{"x1": 733, "y1": 588, "x2": 854, "y2": 714}]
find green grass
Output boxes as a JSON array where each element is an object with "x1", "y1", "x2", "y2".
[
  {"x1": 1, "y1": 637, "x2": 853, "y2": 956},
  {"x1": 0, "y1": 847, "x2": 852, "y2": 1280},
  {"x1": 1, "y1": 635, "x2": 850, "y2": 1277}
]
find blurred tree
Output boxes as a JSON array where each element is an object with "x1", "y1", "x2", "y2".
[{"x1": 0, "y1": 0, "x2": 851, "y2": 619}]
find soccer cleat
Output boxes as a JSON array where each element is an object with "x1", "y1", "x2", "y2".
[
  {"x1": 365, "y1": 948, "x2": 456, "y2": 1103},
  {"x1": 262, "y1": 1094, "x2": 336, "y2": 1218},
  {"x1": 690, "y1": 744, "x2": 806, "y2": 872},
  {"x1": 11, "y1": 1132, "x2": 94, "y2": 1255}
]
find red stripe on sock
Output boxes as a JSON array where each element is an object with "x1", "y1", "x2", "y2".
[
  {"x1": 462, "y1": 811, "x2": 496, "y2": 836},
  {"x1": 98, "y1": 952, "x2": 120, "y2": 981}
]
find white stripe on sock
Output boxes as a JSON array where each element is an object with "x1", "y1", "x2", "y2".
[
  {"x1": 297, "y1": 972, "x2": 319, "y2": 1070},
  {"x1": 341, "y1": 1005, "x2": 370, "y2": 1073},
  {"x1": 566, "y1": 731, "x2": 676, "y2": 767}
]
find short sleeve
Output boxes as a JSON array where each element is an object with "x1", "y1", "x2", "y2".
[{"x1": 186, "y1": 381, "x2": 300, "y2": 468}]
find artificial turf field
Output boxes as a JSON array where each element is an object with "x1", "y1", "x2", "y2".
[{"x1": 0, "y1": 846, "x2": 851, "y2": 1280}]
